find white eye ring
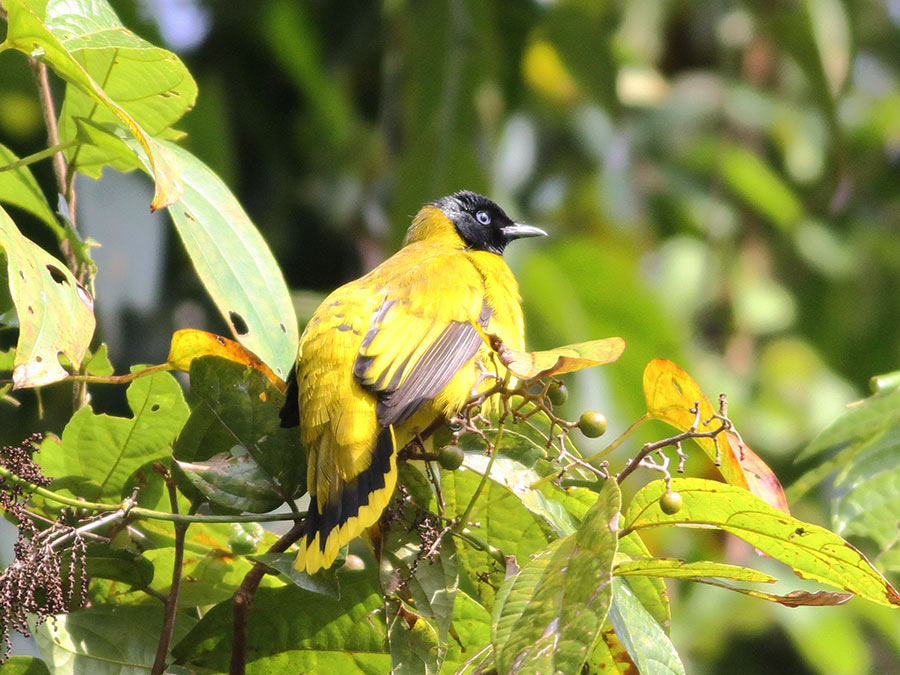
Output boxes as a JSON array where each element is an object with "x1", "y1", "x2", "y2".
[{"x1": 476, "y1": 210, "x2": 491, "y2": 225}]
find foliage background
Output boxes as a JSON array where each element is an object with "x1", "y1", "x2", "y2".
[{"x1": 2, "y1": 0, "x2": 899, "y2": 672}]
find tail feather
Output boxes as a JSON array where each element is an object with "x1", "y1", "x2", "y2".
[{"x1": 295, "y1": 426, "x2": 397, "y2": 574}]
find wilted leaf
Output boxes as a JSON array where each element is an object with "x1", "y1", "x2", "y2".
[
  {"x1": 694, "y1": 579, "x2": 853, "y2": 607},
  {"x1": 624, "y1": 478, "x2": 900, "y2": 608},
  {"x1": 0, "y1": 205, "x2": 95, "y2": 388},
  {"x1": 492, "y1": 479, "x2": 619, "y2": 674},
  {"x1": 2, "y1": 0, "x2": 184, "y2": 209},
  {"x1": 38, "y1": 368, "x2": 189, "y2": 501},
  {"x1": 607, "y1": 577, "x2": 685, "y2": 675},
  {"x1": 176, "y1": 447, "x2": 284, "y2": 513},
  {"x1": 494, "y1": 335, "x2": 625, "y2": 379},
  {"x1": 614, "y1": 558, "x2": 777, "y2": 584},
  {"x1": 168, "y1": 328, "x2": 284, "y2": 392}
]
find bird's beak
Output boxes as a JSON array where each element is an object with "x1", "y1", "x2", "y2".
[{"x1": 502, "y1": 222, "x2": 547, "y2": 240}]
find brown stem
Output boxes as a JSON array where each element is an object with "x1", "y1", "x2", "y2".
[
  {"x1": 616, "y1": 422, "x2": 729, "y2": 485},
  {"x1": 230, "y1": 519, "x2": 305, "y2": 675},
  {"x1": 151, "y1": 468, "x2": 190, "y2": 675}
]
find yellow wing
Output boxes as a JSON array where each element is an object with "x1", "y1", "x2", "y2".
[{"x1": 294, "y1": 243, "x2": 492, "y2": 573}]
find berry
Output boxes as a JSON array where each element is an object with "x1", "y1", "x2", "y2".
[
  {"x1": 577, "y1": 411, "x2": 608, "y2": 438},
  {"x1": 659, "y1": 490, "x2": 683, "y2": 515},
  {"x1": 547, "y1": 382, "x2": 568, "y2": 406},
  {"x1": 438, "y1": 444, "x2": 465, "y2": 471}
]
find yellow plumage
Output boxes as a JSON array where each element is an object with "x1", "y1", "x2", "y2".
[{"x1": 286, "y1": 192, "x2": 545, "y2": 574}]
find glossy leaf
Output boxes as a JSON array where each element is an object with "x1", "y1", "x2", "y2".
[
  {"x1": 168, "y1": 328, "x2": 285, "y2": 391},
  {"x1": 2, "y1": 0, "x2": 184, "y2": 209},
  {"x1": 495, "y1": 335, "x2": 625, "y2": 379},
  {"x1": 38, "y1": 368, "x2": 189, "y2": 501},
  {"x1": 492, "y1": 479, "x2": 619, "y2": 674},
  {"x1": 624, "y1": 478, "x2": 900, "y2": 608},
  {"x1": 0, "y1": 205, "x2": 95, "y2": 388},
  {"x1": 176, "y1": 448, "x2": 284, "y2": 513},
  {"x1": 607, "y1": 577, "x2": 685, "y2": 675}
]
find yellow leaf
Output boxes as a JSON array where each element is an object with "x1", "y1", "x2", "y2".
[
  {"x1": 494, "y1": 336, "x2": 625, "y2": 379},
  {"x1": 167, "y1": 329, "x2": 285, "y2": 392}
]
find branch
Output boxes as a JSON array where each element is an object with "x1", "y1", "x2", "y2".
[
  {"x1": 230, "y1": 519, "x2": 305, "y2": 675},
  {"x1": 151, "y1": 468, "x2": 190, "y2": 675}
]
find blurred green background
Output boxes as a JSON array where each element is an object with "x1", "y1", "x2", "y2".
[{"x1": 2, "y1": 0, "x2": 900, "y2": 672}]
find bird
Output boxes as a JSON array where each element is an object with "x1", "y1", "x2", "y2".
[{"x1": 281, "y1": 191, "x2": 546, "y2": 574}]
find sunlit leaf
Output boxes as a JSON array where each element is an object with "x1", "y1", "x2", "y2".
[
  {"x1": 616, "y1": 532, "x2": 670, "y2": 632},
  {"x1": 2, "y1": 0, "x2": 185, "y2": 209},
  {"x1": 249, "y1": 552, "x2": 339, "y2": 599},
  {"x1": 0, "y1": 656, "x2": 51, "y2": 675},
  {"x1": 614, "y1": 558, "x2": 777, "y2": 584},
  {"x1": 0, "y1": 142, "x2": 60, "y2": 236},
  {"x1": 0, "y1": 205, "x2": 95, "y2": 388},
  {"x1": 624, "y1": 478, "x2": 900, "y2": 608},
  {"x1": 492, "y1": 479, "x2": 619, "y2": 674},
  {"x1": 494, "y1": 335, "x2": 625, "y2": 379},
  {"x1": 442, "y1": 591, "x2": 493, "y2": 675}
]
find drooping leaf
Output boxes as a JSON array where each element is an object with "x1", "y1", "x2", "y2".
[
  {"x1": 38, "y1": 367, "x2": 189, "y2": 501},
  {"x1": 642, "y1": 358, "x2": 789, "y2": 512},
  {"x1": 494, "y1": 335, "x2": 625, "y2": 379},
  {"x1": 0, "y1": 142, "x2": 60, "y2": 236},
  {"x1": 607, "y1": 577, "x2": 685, "y2": 675},
  {"x1": 174, "y1": 356, "x2": 304, "y2": 501},
  {"x1": 176, "y1": 447, "x2": 284, "y2": 513},
  {"x1": 690, "y1": 578, "x2": 852, "y2": 607},
  {"x1": 624, "y1": 478, "x2": 900, "y2": 608},
  {"x1": 492, "y1": 479, "x2": 619, "y2": 674},
  {"x1": 33, "y1": 605, "x2": 197, "y2": 674},
  {"x1": 168, "y1": 328, "x2": 285, "y2": 391},
  {"x1": 172, "y1": 571, "x2": 390, "y2": 673},
  {"x1": 2, "y1": 0, "x2": 185, "y2": 209},
  {"x1": 0, "y1": 205, "x2": 95, "y2": 388},
  {"x1": 127, "y1": 140, "x2": 297, "y2": 376}
]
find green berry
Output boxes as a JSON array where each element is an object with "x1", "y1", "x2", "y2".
[
  {"x1": 438, "y1": 444, "x2": 465, "y2": 471},
  {"x1": 577, "y1": 411, "x2": 608, "y2": 438},
  {"x1": 659, "y1": 490, "x2": 683, "y2": 515},
  {"x1": 547, "y1": 382, "x2": 568, "y2": 406}
]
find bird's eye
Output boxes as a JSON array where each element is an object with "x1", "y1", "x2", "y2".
[{"x1": 475, "y1": 210, "x2": 491, "y2": 225}]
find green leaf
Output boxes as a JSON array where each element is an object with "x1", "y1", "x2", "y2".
[
  {"x1": 614, "y1": 558, "x2": 777, "y2": 584},
  {"x1": 0, "y1": 142, "x2": 60, "y2": 236},
  {"x1": 83, "y1": 343, "x2": 114, "y2": 376},
  {"x1": 442, "y1": 590, "x2": 493, "y2": 674},
  {"x1": 38, "y1": 367, "x2": 189, "y2": 501},
  {"x1": 624, "y1": 478, "x2": 900, "y2": 608},
  {"x1": 172, "y1": 570, "x2": 390, "y2": 673},
  {"x1": 0, "y1": 656, "x2": 52, "y2": 675},
  {"x1": 492, "y1": 479, "x2": 619, "y2": 674},
  {"x1": 128, "y1": 141, "x2": 298, "y2": 376},
  {"x1": 175, "y1": 356, "x2": 304, "y2": 501},
  {"x1": 2, "y1": 0, "x2": 185, "y2": 209},
  {"x1": 81, "y1": 547, "x2": 155, "y2": 588},
  {"x1": 250, "y1": 552, "x2": 340, "y2": 599},
  {"x1": 33, "y1": 605, "x2": 197, "y2": 674},
  {"x1": 176, "y1": 448, "x2": 284, "y2": 513},
  {"x1": 616, "y1": 532, "x2": 671, "y2": 632},
  {"x1": 607, "y1": 577, "x2": 685, "y2": 675},
  {"x1": 0, "y1": 204, "x2": 95, "y2": 388}
]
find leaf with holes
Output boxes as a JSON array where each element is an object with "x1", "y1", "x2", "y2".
[
  {"x1": 624, "y1": 478, "x2": 900, "y2": 608},
  {"x1": 0, "y1": 205, "x2": 95, "y2": 388},
  {"x1": 37, "y1": 367, "x2": 189, "y2": 502},
  {"x1": 168, "y1": 328, "x2": 285, "y2": 392},
  {"x1": 2, "y1": 0, "x2": 185, "y2": 210},
  {"x1": 125, "y1": 140, "x2": 297, "y2": 376}
]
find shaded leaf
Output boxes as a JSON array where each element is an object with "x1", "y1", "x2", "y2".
[
  {"x1": 492, "y1": 479, "x2": 619, "y2": 674},
  {"x1": 607, "y1": 577, "x2": 685, "y2": 675},
  {"x1": 168, "y1": 328, "x2": 285, "y2": 391},
  {"x1": 494, "y1": 335, "x2": 625, "y2": 379},
  {"x1": 2, "y1": 0, "x2": 184, "y2": 209},
  {"x1": 441, "y1": 590, "x2": 493, "y2": 675},
  {"x1": 38, "y1": 368, "x2": 189, "y2": 501},
  {"x1": 176, "y1": 447, "x2": 284, "y2": 513},
  {"x1": 81, "y1": 547, "x2": 155, "y2": 588},
  {"x1": 250, "y1": 552, "x2": 339, "y2": 599},
  {"x1": 624, "y1": 478, "x2": 900, "y2": 608},
  {"x1": 0, "y1": 205, "x2": 95, "y2": 388}
]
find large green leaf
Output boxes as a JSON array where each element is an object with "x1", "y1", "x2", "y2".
[
  {"x1": 0, "y1": 204, "x2": 95, "y2": 388},
  {"x1": 172, "y1": 570, "x2": 390, "y2": 673},
  {"x1": 492, "y1": 479, "x2": 619, "y2": 674},
  {"x1": 174, "y1": 356, "x2": 304, "y2": 501},
  {"x1": 442, "y1": 590, "x2": 493, "y2": 674},
  {"x1": 0, "y1": 656, "x2": 52, "y2": 675},
  {"x1": 614, "y1": 558, "x2": 777, "y2": 584},
  {"x1": 624, "y1": 478, "x2": 900, "y2": 608},
  {"x1": 47, "y1": 0, "x2": 197, "y2": 177},
  {"x1": 33, "y1": 605, "x2": 197, "y2": 675},
  {"x1": 607, "y1": 577, "x2": 685, "y2": 675},
  {"x1": 38, "y1": 368, "x2": 189, "y2": 501},
  {"x1": 616, "y1": 532, "x2": 670, "y2": 632},
  {"x1": 1, "y1": 0, "x2": 184, "y2": 209}
]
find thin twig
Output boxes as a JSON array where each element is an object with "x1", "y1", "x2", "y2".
[
  {"x1": 230, "y1": 519, "x2": 305, "y2": 675},
  {"x1": 151, "y1": 468, "x2": 190, "y2": 675}
]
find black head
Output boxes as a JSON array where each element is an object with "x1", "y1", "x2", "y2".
[{"x1": 433, "y1": 191, "x2": 546, "y2": 254}]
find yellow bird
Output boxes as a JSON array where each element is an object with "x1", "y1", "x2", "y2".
[{"x1": 282, "y1": 191, "x2": 545, "y2": 574}]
